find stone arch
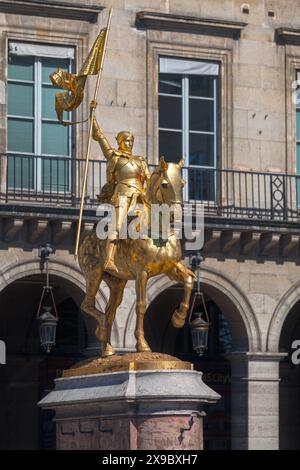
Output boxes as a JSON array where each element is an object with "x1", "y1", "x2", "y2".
[
  {"x1": 123, "y1": 266, "x2": 261, "y2": 351},
  {"x1": 0, "y1": 257, "x2": 121, "y2": 347},
  {"x1": 267, "y1": 282, "x2": 300, "y2": 352}
]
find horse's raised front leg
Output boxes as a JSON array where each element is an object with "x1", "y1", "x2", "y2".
[
  {"x1": 80, "y1": 266, "x2": 108, "y2": 355},
  {"x1": 135, "y1": 270, "x2": 151, "y2": 352},
  {"x1": 103, "y1": 274, "x2": 127, "y2": 357},
  {"x1": 168, "y1": 262, "x2": 195, "y2": 328}
]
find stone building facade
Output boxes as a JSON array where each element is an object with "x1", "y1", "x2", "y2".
[{"x1": 0, "y1": 0, "x2": 300, "y2": 450}]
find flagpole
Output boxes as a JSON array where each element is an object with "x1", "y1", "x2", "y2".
[{"x1": 74, "y1": 7, "x2": 113, "y2": 258}]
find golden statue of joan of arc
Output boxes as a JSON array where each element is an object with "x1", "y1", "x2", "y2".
[
  {"x1": 50, "y1": 8, "x2": 195, "y2": 361},
  {"x1": 91, "y1": 101, "x2": 151, "y2": 273}
]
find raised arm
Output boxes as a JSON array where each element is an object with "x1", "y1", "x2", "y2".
[{"x1": 91, "y1": 101, "x2": 114, "y2": 160}]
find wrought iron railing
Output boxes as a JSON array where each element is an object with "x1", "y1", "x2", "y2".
[{"x1": 1, "y1": 153, "x2": 300, "y2": 222}]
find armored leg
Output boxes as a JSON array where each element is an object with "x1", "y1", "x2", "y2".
[
  {"x1": 103, "y1": 202, "x2": 126, "y2": 273},
  {"x1": 103, "y1": 238, "x2": 118, "y2": 273}
]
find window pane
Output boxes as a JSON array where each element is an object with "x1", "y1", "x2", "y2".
[
  {"x1": 159, "y1": 95, "x2": 182, "y2": 130},
  {"x1": 297, "y1": 109, "x2": 300, "y2": 141},
  {"x1": 8, "y1": 119, "x2": 34, "y2": 153},
  {"x1": 297, "y1": 144, "x2": 300, "y2": 207},
  {"x1": 7, "y1": 155, "x2": 34, "y2": 189},
  {"x1": 42, "y1": 157, "x2": 70, "y2": 192},
  {"x1": 8, "y1": 55, "x2": 34, "y2": 81},
  {"x1": 42, "y1": 58, "x2": 69, "y2": 83},
  {"x1": 297, "y1": 143, "x2": 300, "y2": 173},
  {"x1": 189, "y1": 75, "x2": 215, "y2": 98},
  {"x1": 159, "y1": 74, "x2": 182, "y2": 95},
  {"x1": 296, "y1": 88, "x2": 300, "y2": 110},
  {"x1": 189, "y1": 98, "x2": 214, "y2": 132},
  {"x1": 8, "y1": 83, "x2": 34, "y2": 117},
  {"x1": 188, "y1": 167, "x2": 215, "y2": 201},
  {"x1": 159, "y1": 130, "x2": 182, "y2": 163},
  {"x1": 42, "y1": 85, "x2": 69, "y2": 120},
  {"x1": 189, "y1": 133, "x2": 215, "y2": 167},
  {"x1": 42, "y1": 122, "x2": 69, "y2": 155}
]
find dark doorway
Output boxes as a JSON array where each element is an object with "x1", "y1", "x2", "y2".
[
  {"x1": 0, "y1": 274, "x2": 90, "y2": 450},
  {"x1": 144, "y1": 284, "x2": 232, "y2": 450},
  {"x1": 279, "y1": 301, "x2": 300, "y2": 450}
]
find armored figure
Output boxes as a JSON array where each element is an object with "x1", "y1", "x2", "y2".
[
  {"x1": 92, "y1": 107, "x2": 150, "y2": 273},
  {"x1": 73, "y1": 12, "x2": 195, "y2": 360}
]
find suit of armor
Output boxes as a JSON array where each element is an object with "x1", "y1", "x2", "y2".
[{"x1": 92, "y1": 117, "x2": 150, "y2": 272}]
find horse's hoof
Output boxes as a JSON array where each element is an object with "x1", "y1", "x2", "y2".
[
  {"x1": 171, "y1": 309, "x2": 186, "y2": 328},
  {"x1": 102, "y1": 343, "x2": 115, "y2": 357},
  {"x1": 136, "y1": 340, "x2": 151, "y2": 353}
]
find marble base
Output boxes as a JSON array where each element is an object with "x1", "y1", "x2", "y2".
[{"x1": 39, "y1": 369, "x2": 220, "y2": 450}]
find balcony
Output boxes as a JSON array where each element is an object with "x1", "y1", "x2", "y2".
[
  {"x1": 0, "y1": 153, "x2": 300, "y2": 258},
  {"x1": 1, "y1": 153, "x2": 300, "y2": 222}
]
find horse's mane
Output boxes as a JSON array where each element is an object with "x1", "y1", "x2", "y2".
[{"x1": 145, "y1": 167, "x2": 162, "y2": 205}]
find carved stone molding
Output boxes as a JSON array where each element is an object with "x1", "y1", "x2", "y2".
[
  {"x1": 188, "y1": 226, "x2": 300, "y2": 261},
  {"x1": 1, "y1": 204, "x2": 300, "y2": 260},
  {"x1": 0, "y1": 213, "x2": 92, "y2": 248},
  {"x1": 2, "y1": 218, "x2": 24, "y2": 242},
  {"x1": 136, "y1": 11, "x2": 247, "y2": 39},
  {"x1": 276, "y1": 28, "x2": 300, "y2": 46},
  {"x1": 27, "y1": 219, "x2": 48, "y2": 244},
  {"x1": 52, "y1": 221, "x2": 73, "y2": 245},
  {"x1": 0, "y1": 0, "x2": 103, "y2": 23}
]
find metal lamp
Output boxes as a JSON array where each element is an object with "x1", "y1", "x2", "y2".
[
  {"x1": 38, "y1": 305, "x2": 58, "y2": 353},
  {"x1": 188, "y1": 253, "x2": 209, "y2": 356},
  {"x1": 36, "y1": 244, "x2": 58, "y2": 353},
  {"x1": 189, "y1": 292, "x2": 210, "y2": 356}
]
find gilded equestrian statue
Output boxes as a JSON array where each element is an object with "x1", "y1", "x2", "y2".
[{"x1": 78, "y1": 108, "x2": 195, "y2": 358}]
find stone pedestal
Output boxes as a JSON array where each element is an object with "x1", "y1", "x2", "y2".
[{"x1": 39, "y1": 354, "x2": 220, "y2": 450}]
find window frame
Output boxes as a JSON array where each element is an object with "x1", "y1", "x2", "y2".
[
  {"x1": 295, "y1": 70, "x2": 300, "y2": 207},
  {"x1": 296, "y1": 71, "x2": 300, "y2": 170},
  {"x1": 146, "y1": 41, "x2": 232, "y2": 209},
  {"x1": 285, "y1": 54, "x2": 300, "y2": 209},
  {"x1": 158, "y1": 61, "x2": 219, "y2": 201},
  {"x1": 286, "y1": 54, "x2": 300, "y2": 175},
  {"x1": 7, "y1": 43, "x2": 75, "y2": 194}
]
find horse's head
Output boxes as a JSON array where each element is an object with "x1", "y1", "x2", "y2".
[{"x1": 151, "y1": 156, "x2": 185, "y2": 206}]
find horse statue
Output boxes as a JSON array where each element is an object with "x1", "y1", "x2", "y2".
[{"x1": 78, "y1": 157, "x2": 195, "y2": 358}]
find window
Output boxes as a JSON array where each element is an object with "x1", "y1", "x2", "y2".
[
  {"x1": 7, "y1": 43, "x2": 74, "y2": 193},
  {"x1": 296, "y1": 71, "x2": 300, "y2": 206},
  {"x1": 158, "y1": 57, "x2": 219, "y2": 201}
]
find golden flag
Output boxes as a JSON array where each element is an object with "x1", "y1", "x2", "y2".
[{"x1": 50, "y1": 28, "x2": 107, "y2": 125}]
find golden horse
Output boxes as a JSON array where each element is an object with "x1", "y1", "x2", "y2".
[{"x1": 78, "y1": 157, "x2": 195, "y2": 357}]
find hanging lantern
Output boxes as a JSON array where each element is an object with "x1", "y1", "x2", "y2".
[
  {"x1": 188, "y1": 252, "x2": 210, "y2": 356},
  {"x1": 189, "y1": 292, "x2": 210, "y2": 356},
  {"x1": 36, "y1": 245, "x2": 58, "y2": 353},
  {"x1": 38, "y1": 305, "x2": 58, "y2": 353}
]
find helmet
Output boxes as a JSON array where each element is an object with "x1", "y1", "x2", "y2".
[{"x1": 116, "y1": 131, "x2": 134, "y2": 146}]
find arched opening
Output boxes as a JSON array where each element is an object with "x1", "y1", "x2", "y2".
[
  {"x1": 144, "y1": 280, "x2": 249, "y2": 450},
  {"x1": 279, "y1": 300, "x2": 300, "y2": 450},
  {"x1": 0, "y1": 273, "x2": 97, "y2": 450}
]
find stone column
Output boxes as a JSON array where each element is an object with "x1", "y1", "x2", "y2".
[
  {"x1": 39, "y1": 369, "x2": 220, "y2": 450},
  {"x1": 228, "y1": 352, "x2": 287, "y2": 450},
  {"x1": 247, "y1": 352, "x2": 286, "y2": 450}
]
